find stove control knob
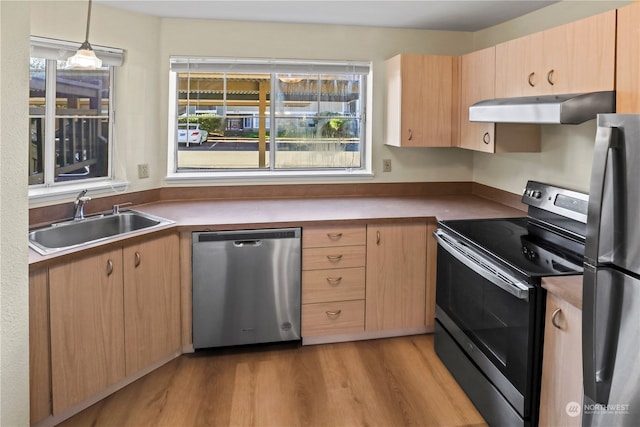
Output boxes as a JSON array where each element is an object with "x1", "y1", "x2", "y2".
[{"x1": 532, "y1": 191, "x2": 542, "y2": 199}]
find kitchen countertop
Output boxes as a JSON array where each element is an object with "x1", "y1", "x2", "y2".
[
  {"x1": 29, "y1": 194, "x2": 525, "y2": 266},
  {"x1": 542, "y1": 275, "x2": 583, "y2": 310}
]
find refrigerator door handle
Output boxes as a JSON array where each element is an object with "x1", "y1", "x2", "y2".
[
  {"x1": 583, "y1": 265, "x2": 622, "y2": 405},
  {"x1": 585, "y1": 126, "x2": 619, "y2": 264}
]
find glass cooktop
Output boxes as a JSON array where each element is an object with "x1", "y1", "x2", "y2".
[{"x1": 438, "y1": 217, "x2": 585, "y2": 278}]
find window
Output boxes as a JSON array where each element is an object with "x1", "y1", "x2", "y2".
[
  {"x1": 168, "y1": 57, "x2": 370, "y2": 176},
  {"x1": 29, "y1": 37, "x2": 123, "y2": 188}
]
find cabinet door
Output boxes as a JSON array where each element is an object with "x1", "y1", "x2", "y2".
[
  {"x1": 542, "y1": 10, "x2": 615, "y2": 94},
  {"x1": 459, "y1": 46, "x2": 496, "y2": 152},
  {"x1": 616, "y1": 2, "x2": 640, "y2": 113},
  {"x1": 365, "y1": 223, "x2": 427, "y2": 331},
  {"x1": 495, "y1": 31, "x2": 544, "y2": 98},
  {"x1": 386, "y1": 54, "x2": 454, "y2": 147},
  {"x1": 539, "y1": 293, "x2": 582, "y2": 427},
  {"x1": 123, "y1": 234, "x2": 181, "y2": 375},
  {"x1": 49, "y1": 248, "x2": 125, "y2": 415},
  {"x1": 29, "y1": 268, "x2": 51, "y2": 423}
]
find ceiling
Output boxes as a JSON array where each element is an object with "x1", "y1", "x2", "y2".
[{"x1": 95, "y1": 0, "x2": 560, "y2": 32}]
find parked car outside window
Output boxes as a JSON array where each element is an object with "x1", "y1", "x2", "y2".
[{"x1": 178, "y1": 123, "x2": 208, "y2": 144}]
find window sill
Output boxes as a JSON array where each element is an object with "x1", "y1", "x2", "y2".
[
  {"x1": 165, "y1": 169, "x2": 374, "y2": 184},
  {"x1": 29, "y1": 180, "x2": 129, "y2": 205}
]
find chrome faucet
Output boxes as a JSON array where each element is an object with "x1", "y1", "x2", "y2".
[{"x1": 73, "y1": 189, "x2": 91, "y2": 220}]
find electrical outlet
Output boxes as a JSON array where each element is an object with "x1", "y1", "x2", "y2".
[
  {"x1": 382, "y1": 159, "x2": 392, "y2": 173},
  {"x1": 137, "y1": 163, "x2": 150, "y2": 179}
]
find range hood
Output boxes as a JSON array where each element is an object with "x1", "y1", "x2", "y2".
[{"x1": 468, "y1": 91, "x2": 615, "y2": 124}]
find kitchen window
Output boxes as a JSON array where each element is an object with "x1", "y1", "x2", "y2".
[
  {"x1": 28, "y1": 36, "x2": 124, "y2": 200},
  {"x1": 167, "y1": 57, "x2": 371, "y2": 179}
]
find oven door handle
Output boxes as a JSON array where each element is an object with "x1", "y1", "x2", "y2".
[{"x1": 434, "y1": 230, "x2": 532, "y2": 301}]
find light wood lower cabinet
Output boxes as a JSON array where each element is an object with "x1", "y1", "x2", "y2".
[
  {"x1": 49, "y1": 247, "x2": 126, "y2": 415},
  {"x1": 45, "y1": 233, "x2": 180, "y2": 418},
  {"x1": 29, "y1": 268, "x2": 51, "y2": 424},
  {"x1": 365, "y1": 223, "x2": 427, "y2": 331},
  {"x1": 123, "y1": 234, "x2": 180, "y2": 375},
  {"x1": 301, "y1": 225, "x2": 366, "y2": 337},
  {"x1": 539, "y1": 292, "x2": 583, "y2": 427}
]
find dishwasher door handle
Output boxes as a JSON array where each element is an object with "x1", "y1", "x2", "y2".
[{"x1": 233, "y1": 240, "x2": 262, "y2": 247}]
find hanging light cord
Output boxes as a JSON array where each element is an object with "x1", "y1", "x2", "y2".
[{"x1": 82, "y1": 0, "x2": 93, "y2": 47}]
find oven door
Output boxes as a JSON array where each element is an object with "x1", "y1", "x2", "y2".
[{"x1": 434, "y1": 229, "x2": 537, "y2": 418}]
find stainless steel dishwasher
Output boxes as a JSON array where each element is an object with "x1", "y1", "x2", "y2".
[{"x1": 192, "y1": 228, "x2": 301, "y2": 349}]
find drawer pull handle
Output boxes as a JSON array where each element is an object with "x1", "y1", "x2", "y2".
[
  {"x1": 551, "y1": 308, "x2": 563, "y2": 329},
  {"x1": 326, "y1": 277, "x2": 343, "y2": 286},
  {"x1": 547, "y1": 69, "x2": 555, "y2": 85},
  {"x1": 528, "y1": 72, "x2": 536, "y2": 87},
  {"x1": 376, "y1": 230, "x2": 381, "y2": 245},
  {"x1": 106, "y1": 259, "x2": 113, "y2": 276},
  {"x1": 327, "y1": 232, "x2": 343, "y2": 240},
  {"x1": 326, "y1": 310, "x2": 342, "y2": 318},
  {"x1": 483, "y1": 132, "x2": 491, "y2": 145},
  {"x1": 134, "y1": 251, "x2": 141, "y2": 267},
  {"x1": 326, "y1": 255, "x2": 343, "y2": 262},
  {"x1": 408, "y1": 129, "x2": 413, "y2": 141}
]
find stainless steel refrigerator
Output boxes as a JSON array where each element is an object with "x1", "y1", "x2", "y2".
[{"x1": 583, "y1": 114, "x2": 640, "y2": 426}]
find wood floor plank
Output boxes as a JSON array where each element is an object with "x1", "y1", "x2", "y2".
[{"x1": 58, "y1": 335, "x2": 486, "y2": 427}]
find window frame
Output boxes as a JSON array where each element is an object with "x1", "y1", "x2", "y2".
[
  {"x1": 166, "y1": 57, "x2": 373, "y2": 182},
  {"x1": 28, "y1": 36, "x2": 127, "y2": 203}
]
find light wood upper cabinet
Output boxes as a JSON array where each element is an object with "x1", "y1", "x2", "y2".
[
  {"x1": 496, "y1": 11, "x2": 615, "y2": 98},
  {"x1": 539, "y1": 292, "x2": 583, "y2": 427},
  {"x1": 458, "y1": 47, "x2": 540, "y2": 153},
  {"x1": 616, "y1": 2, "x2": 640, "y2": 113},
  {"x1": 386, "y1": 54, "x2": 455, "y2": 147},
  {"x1": 458, "y1": 47, "x2": 497, "y2": 152},
  {"x1": 365, "y1": 223, "x2": 427, "y2": 331},
  {"x1": 123, "y1": 234, "x2": 181, "y2": 375},
  {"x1": 49, "y1": 248, "x2": 126, "y2": 415},
  {"x1": 495, "y1": 32, "x2": 544, "y2": 98}
]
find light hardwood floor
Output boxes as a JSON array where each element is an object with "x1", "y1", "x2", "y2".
[{"x1": 59, "y1": 335, "x2": 486, "y2": 427}]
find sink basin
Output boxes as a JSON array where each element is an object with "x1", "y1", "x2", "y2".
[{"x1": 29, "y1": 210, "x2": 174, "y2": 255}]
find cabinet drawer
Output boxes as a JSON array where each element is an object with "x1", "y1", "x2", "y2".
[
  {"x1": 302, "y1": 267, "x2": 365, "y2": 304},
  {"x1": 303, "y1": 246, "x2": 366, "y2": 270},
  {"x1": 303, "y1": 225, "x2": 366, "y2": 248},
  {"x1": 302, "y1": 300, "x2": 365, "y2": 336}
]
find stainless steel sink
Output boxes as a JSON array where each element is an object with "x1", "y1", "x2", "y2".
[{"x1": 29, "y1": 210, "x2": 175, "y2": 255}]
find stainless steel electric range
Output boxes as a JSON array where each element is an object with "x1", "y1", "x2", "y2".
[{"x1": 433, "y1": 181, "x2": 588, "y2": 427}]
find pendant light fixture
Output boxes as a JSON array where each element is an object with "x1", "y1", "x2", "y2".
[{"x1": 67, "y1": 0, "x2": 102, "y2": 69}]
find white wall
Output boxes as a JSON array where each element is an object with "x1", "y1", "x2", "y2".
[
  {"x1": 30, "y1": 1, "x2": 165, "y2": 194},
  {"x1": 30, "y1": 3, "x2": 478, "y2": 199},
  {"x1": 158, "y1": 18, "x2": 476, "y2": 187},
  {"x1": 1, "y1": 2, "x2": 30, "y2": 425}
]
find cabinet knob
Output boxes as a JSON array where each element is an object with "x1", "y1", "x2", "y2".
[
  {"x1": 408, "y1": 129, "x2": 413, "y2": 141},
  {"x1": 482, "y1": 132, "x2": 491, "y2": 145},
  {"x1": 528, "y1": 72, "x2": 536, "y2": 87},
  {"x1": 551, "y1": 308, "x2": 563, "y2": 329},
  {"x1": 106, "y1": 259, "x2": 113, "y2": 276},
  {"x1": 134, "y1": 251, "x2": 141, "y2": 267},
  {"x1": 547, "y1": 69, "x2": 555, "y2": 86}
]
